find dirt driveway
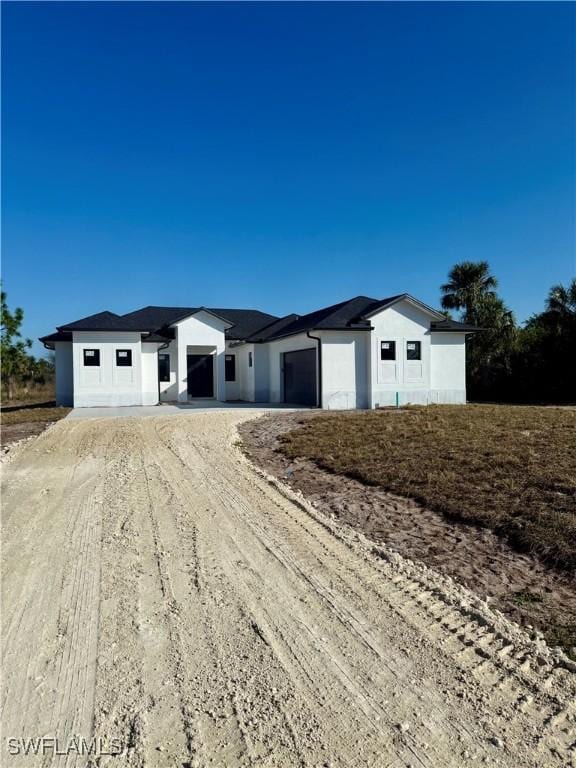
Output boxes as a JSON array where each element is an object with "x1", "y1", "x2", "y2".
[{"x1": 1, "y1": 413, "x2": 575, "y2": 767}]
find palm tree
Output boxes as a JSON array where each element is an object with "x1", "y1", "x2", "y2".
[
  {"x1": 440, "y1": 261, "x2": 498, "y2": 325},
  {"x1": 546, "y1": 279, "x2": 576, "y2": 317},
  {"x1": 540, "y1": 279, "x2": 576, "y2": 342}
]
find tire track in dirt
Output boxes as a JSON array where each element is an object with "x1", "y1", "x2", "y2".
[
  {"x1": 1, "y1": 422, "x2": 104, "y2": 768},
  {"x1": 138, "y1": 421, "x2": 302, "y2": 767},
  {"x1": 178, "y1": 450, "x2": 435, "y2": 766}
]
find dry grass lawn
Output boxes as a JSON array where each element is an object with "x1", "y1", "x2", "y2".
[
  {"x1": 1, "y1": 406, "x2": 71, "y2": 448},
  {"x1": 280, "y1": 405, "x2": 576, "y2": 571},
  {"x1": 1, "y1": 406, "x2": 71, "y2": 426}
]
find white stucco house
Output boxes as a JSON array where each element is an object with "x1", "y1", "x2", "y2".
[{"x1": 40, "y1": 294, "x2": 478, "y2": 409}]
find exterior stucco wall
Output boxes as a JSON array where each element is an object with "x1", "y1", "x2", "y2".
[
  {"x1": 72, "y1": 331, "x2": 143, "y2": 407},
  {"x1": 54, "y1": 342, "x2": 74, "y2": 406},
  {"x1": 238, "y1": 343, "x2": 256, "y2": 401},
  {"x1": 224, "y1": 342, "x2": 269, "y2": 402},
  {"x1": 159, "y1": 340, "x2": 178, "y2": 401},
  {"x1": 430, "y1": 333, "x2": 467, "y2": 403},
  {"x1": 253, "y1": 344, "x2": 270, "y2": 401},
  {"x1": 368, "y1": 302, "x2": 467, "y2": 406},
  {"x1": 174, "y1": 312, "x2": 228, "y2": 402},
  {"x1": 318, "y1": 331, "x2": 369, "y2": 410},
  {"x1": 141, "y1": 343, "x2": 160, "y2": 406},
  {"x1": 369, "y1": 302, "x2": 432, "y2": 407},
  {"x1": 224, "y1": 341, "x2": 241, "y2": 401}
]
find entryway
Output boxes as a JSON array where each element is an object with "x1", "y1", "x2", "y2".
[{"x1": 187, "y1": 354, "x2": 214, "y2": 398}]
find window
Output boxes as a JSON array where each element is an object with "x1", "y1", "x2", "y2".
[
  {"x1": 116, "y1": 349, "x2": 132, "y2": 367},
  {"x1": 158, "y1": 354, "x2": 170, "y2": 382},
  {"x1": 406, "y1": 341, "x2": 421, "y2": 361},
  {"x1": 225, "y1": 354, "x2": 236, "y2": 382},
  {"x1": 248, "y1": 351, "x2": 253, "y2": 368},
  {"x1": 83, "y1": 349, "x2": 100, "y2": 366},
  {"x1": 380, "y1": 341, "x2": 396, "y2": 361}
]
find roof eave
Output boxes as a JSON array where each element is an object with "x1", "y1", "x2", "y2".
[
  {"x1": 315, "y1": 325, "x2": 374, "y2": 332},
  {"x1": 430, "y1": 323, "x2": 483, "y2": 333},
  {"x1": 263, "y1": 324, "x2": 374, "y2": 342},
  {"x1": 39, "y1": 331, "x2": 73, "y2": 348},
  {"x1": 59, "y1": 326, "x2": 150, "y2": 333}
]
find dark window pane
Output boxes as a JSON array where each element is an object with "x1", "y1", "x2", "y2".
[
  {"x1": 158, "y1": 354, "x2": 170, "y2": 382},
  {"x1": 248, "y1": 351, "x2": 253, "y2": 368},
  {"x1": 83, "y1": 349, "x2": 100, "y2": 366},
  {"x1": 406, "y1": 341, "x2": 421, "y2": 360},
  {"x1": 380, "y1": 341, "x2": 396, "y2": 361},
  {"x1": 225, "y1": 354, "x2": 236, "y2": 382},
  {"x1": 116, "y1": 349, "x2": 132, "y2": 367}
]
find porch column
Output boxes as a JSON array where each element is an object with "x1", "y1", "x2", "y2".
[
  {"x1": 215, "y1": 342, "x2": 226, "y2": 402},
  {"x1": 177, "y1": 331, "x2": 188, "y2": 402}
]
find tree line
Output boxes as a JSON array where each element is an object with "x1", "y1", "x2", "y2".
[
  {"x1": 440, "y1": 262, "x2": 575, "y2": 403},
  {"x1": 1, "y1": 288, "x2": 54, "y2": 401}
]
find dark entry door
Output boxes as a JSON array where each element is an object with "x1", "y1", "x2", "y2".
[
  {"x1": 187, "y1": 354, "x2": 214, "y2": 397},
  {"x1": 283, "y1": 348, "x2": 317, "y2": 406}
]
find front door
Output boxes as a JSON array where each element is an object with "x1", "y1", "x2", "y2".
[{"x1": 187, "y1": 354, "x2": 214, "y2": 397}]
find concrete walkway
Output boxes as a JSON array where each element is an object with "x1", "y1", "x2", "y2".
[{"x1": 66, "y1": 401, "x2": 307, "y2": 420}]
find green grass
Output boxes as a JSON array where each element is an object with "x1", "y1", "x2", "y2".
[{"x1": 279, "y1": 405, "x2": 576, "y2": 571}]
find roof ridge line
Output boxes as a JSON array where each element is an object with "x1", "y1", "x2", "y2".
[{"x1": 245, "y1": 312, "x2": 301, "y2": 340}]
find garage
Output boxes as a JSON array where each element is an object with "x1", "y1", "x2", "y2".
[{"x1": 283, "y1": 348, "x2": 317, "y2": 406}]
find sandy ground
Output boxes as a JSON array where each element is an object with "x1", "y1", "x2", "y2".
[{"x1": 1, "y1": 412, "x2": 575, "y2": 768}]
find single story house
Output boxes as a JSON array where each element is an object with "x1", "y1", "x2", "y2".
[{"x1": 40, "y1": 293, "x2": 478, "y2": 409}]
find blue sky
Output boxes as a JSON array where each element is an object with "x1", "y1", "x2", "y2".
[{"x1": 2, "y1": 1, "x2": 574, "y2": 356}]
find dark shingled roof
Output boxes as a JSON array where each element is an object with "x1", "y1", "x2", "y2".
[
  {"x1": 58, "y1": 311, "x2": 138, "y2": 332},
  {"x1": 247, "y1": 314, "x2": 301, "y2": 342},
  {"x1": 208, "y1": 309, "x2": 279, "y2": 340},
  {"x1": 39, "y1": 330, "x2": 73, "y2": 344},
  {"x1": 121, "y1": 306, "x2": 278, "y2": 340},
  {"x1": 430, "y1": 319, "x2": 481, "y2": 332},
  {"x1": 248, "y1": 295, "x2": 394, "y2": 341},
  {"x1": 353, "y1": 294, "x2": 405, "y2": 318},
  {"x1": 41, "y1": 294, "x2": 480, "y2": 346},
  {"x1": 56, "y1": 306, "x2": 279, "y2": 340},
  {"x1": 247, "y1": 294, "x2": 473, "y2": 341},
  {"x1": 121, "y1": 306, "x2": 202, "y2": 330}
]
